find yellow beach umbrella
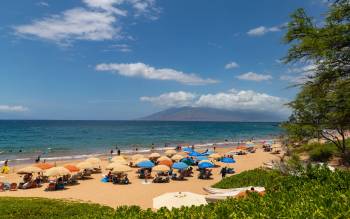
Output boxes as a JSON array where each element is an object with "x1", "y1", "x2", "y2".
[
  {"x1": 157, "y1": 156, "x2": 172, "y2": 162},
  {"x1": 131, "y1": 154, "x2": 144, "y2": 161},
  {"x1": 149, "y1": 152, "x2": 161, "y2": 158},
  {"x1": 17, "y1": 166, "x2": 42, "y2": 174},
  {"x1": 153, "y1": 165, "x2": 170, "y2": 172},
  {"x1": 165, "y1": 149, "x2": 177, "y2": 157},
  {"x1": 76, "y1": 161, "x2": 94, "y2": 170},
  {"x1": 86, "y1": 157, "x2": 101, "y2": 165},
  {"x1": 111, "y1": 156, "x2": 127, "y2": 162},
  {"x1": 108, "y1": 164, "x2": 132, "y2": 173},
  {"x1": 171, "y1": 154, "x2": 184, "y2": 161},
  {"x1": 209, "y1": 153, "x2": 222, "y2": 159},
  {"x1": 44, "y1": 167, "x2": 70, "y2": 177},
  {"x1": 113, "y1": 159, "x2": 128, "y2": 165}
]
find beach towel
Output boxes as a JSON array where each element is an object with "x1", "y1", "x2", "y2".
[{"x1": 100, "y1": 177, "x2": 109, "y2": 183}]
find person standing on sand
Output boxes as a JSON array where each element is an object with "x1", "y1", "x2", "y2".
[
  {"x1": 117, "y1": 149, "x2": 121, "y2": 156},
  {"x1": 220, "y1": 167, "x2": 227, "y2": 178}
]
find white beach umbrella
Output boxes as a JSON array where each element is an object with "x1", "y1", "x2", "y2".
[
  {"x1": 171, "y1": 154, "x2": 184, "y2": 161},
  {"x1": 153, "y1": 165, "x2": 170, "y2": 172},
  {"x1": 131, "y1": 154, "x2": 144, "y2": 161},
  {"x1": 76, "y1": 161, "x2": 94, "y2": 170},
  {"x1": 165, "y1": 149, "x2": 177, "y2": 157},
  {"x1": 149, "y1": 152, "x2": 161, "y2": 158},
  {"x1": 153, "y1": 192, "x2": 207, "y2": 210},
  {"x1": 44, "y1": 167, "x2": 70, "y2": 177},
  {"x1": 17, "y1": 166, "x2": 42, "y2": 174}
]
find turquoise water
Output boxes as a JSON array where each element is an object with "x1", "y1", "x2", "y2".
[{"x1": 0, "y1": 120, "x2": 283, "y2": 163}]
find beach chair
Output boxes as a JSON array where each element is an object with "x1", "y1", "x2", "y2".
[{"x1": 10, "y1": 183, "x2": 17, "y2": 191}]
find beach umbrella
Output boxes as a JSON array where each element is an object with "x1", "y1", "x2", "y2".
[
  {"x1": 180, "y1": 157, "x2": 194, "y2": 166},
  {"x1": 209, "y1": 153, "x2": 222, "y2": 159},
  {"x1": 172, "y1": 162, "x2": 188, "y2": 170},
  {"x1": 165, "y1": 149, "x2": 177, "y2": 157},
  {"x1": 63, "y1": 164, "x2": 80, "y2": 173},
  {"x1": 153, "y1": 192, "x2": 207, "y2": 210},
  {"x1": 183, "y1": 147, "x2": 193, "y2": 153},
  {"x1": 34, "y1": 163, "x2": 54, "y2": 170},
  {"x1": 221, "y1": 157, "x2": 236, "y2": 164},
  {"x1": 86, "y1": 157, "x2": 101, "y2": 165},
  {"x1": 188, "y1": 151, "x2": 202, "y2": 157},
  {"x1": 198, "y1": 160, "x2": 214, "y2": 169},
  {"x1": 76, "y1": 161, "x2": 94, "y2": 170},
  {"x1": 196, "y1": 156, "x2": 209, "y2": 161},
  {"x1": 158, "y1": 159, "x2": 173, "y2": 167},
  {"x1": 113, "y1": 159, "x2": 128, "y2": 165},
  {"x1": 149, "y1": 152, "x2": 161, "y2": 158},
  {"x1": 44, "y1": 167, "x2": 70, "y2": 177},
  {"x1": 153, "y1": 165, "x2": 170, "y2": 172},
  {"x1": 236, "y1": 146, "x2": 248, "y2": 150},
  {"x1": 157, "y1": 156, "x2": 172, "y2": 162},
  {"x1": 17, "y1": 166, "x2": 42, "y2": 174},
  {"x1": 137, "y1": 160, "x2": 155, "y2": 168},
  {"x1": 131, "y1": 154, "x2": 144, "y2": 161},
  {"x1": 111, "y1": 156, "x2": 127, "y2": 162},
  {"x1": 106, "y1": 163, "x2": 131, "y2": 173},
  {"x1": 171, "y1": 154, "x2": 184, "y2": 161},
  {"x1": 136, "y1": 158, "x2": 150, "y2": 164}
]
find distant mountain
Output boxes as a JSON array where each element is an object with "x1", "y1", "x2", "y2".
[{"x1": 139, "y1": 107, "x2": 286, "y2": 122}]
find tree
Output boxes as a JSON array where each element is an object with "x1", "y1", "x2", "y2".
[{"x1": 283, "y1": 0, "x2": 350, "y2": 163}]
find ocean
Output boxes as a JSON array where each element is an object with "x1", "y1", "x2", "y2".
[{"x1": 0, "y1": 120, "x2": 283, "y2": 164}]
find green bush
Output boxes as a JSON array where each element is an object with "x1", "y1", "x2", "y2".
[
  {"x1": 309, "y1": 146, "x2": 334, "y2": 162},
  {"x1": 1, "y1": 166, "x2": 350, "y2": 218}
]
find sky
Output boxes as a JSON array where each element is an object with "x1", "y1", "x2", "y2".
[{"x1": 0, "y1": 0, "x2": 328, "y2": 120}]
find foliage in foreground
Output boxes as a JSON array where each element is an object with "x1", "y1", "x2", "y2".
[{"x1": 1, "y1": 166, "x2": 350, "y2": 218}]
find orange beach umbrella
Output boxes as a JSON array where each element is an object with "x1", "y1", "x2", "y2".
[
  {"x1": 35, "y1": 163, "x2": 54, "y2": 170},
  {"x1": 63, "y1": 164, "x2": 80, "y2": 173}
]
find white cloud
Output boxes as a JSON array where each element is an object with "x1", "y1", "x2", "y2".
[
  {"x1": 141, "y1": 91, "x2": 197, "y2": 107},
  {"x1": 247, "y1": 25, "x2": 281, "y2": 36},
  {"x1": 0, "y1": 105, "x2": 28, "y2": 113},
  {"x1": 225, "y1": 61, "x2": 239, "y2": 69},
  {"x1": 141, "y1": 89, "x2": 289, "y2": 115},
  {"x1": 15, "y1": 8, "x2": 119, "y2": 42},
  {"x1": 236, "y1": 72, "x2": 272, "y2": 81},
  {"x1": 96, "y1": 62, "x2": 219, "y2": 85},
  {"x1": 14, "y1": 0, "x2": 159, "y2": 43},
  {"x1": 83, "y1": 0, "x2": 127, "y2": 16},
  {"x1": 37, "y1": 2, "x2": 49, "y2": 7},
  {"x1": 111, "y1": 44, "x2": 132, "y2": 52}
]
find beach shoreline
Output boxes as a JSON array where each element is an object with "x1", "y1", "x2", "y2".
[{"x1": 0, "y1": 139, "x2": 283, "y2": 209}]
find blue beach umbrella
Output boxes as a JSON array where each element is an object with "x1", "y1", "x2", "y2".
[
  {"x1": 137, "y1": 160, "x2": 155, "y2": 168},
  {"x1": 183, "y1": 147, "x2": 193, "y2": 152},
  {"x1": 221, "y1": 157, "x2": 236, "y2": 164},
  {"x1": 189, "y1": 151, "x2": 202, "y2": 157},
  {"x1": 172, "y1": 162, "x2": 188, "y2": 170},
  {"x1": 196, "y1": 156, "x2": 209, "y2": 161},
  {"x1": 180, "y1": 157, "x2": 194, "y2": 165},
  {"x1": 198, "y1": 161, "x2": 214, "y2": 169}
]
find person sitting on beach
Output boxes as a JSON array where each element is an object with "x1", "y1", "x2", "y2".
[
  {"x1": 34, "y1": 172, "x2": 43, "y2": 185},
  {"x1": 107, "y1": 171, "x2": 112, "y2": 182},
  {"x1": 1, "y1": 160, "x2": 10, "y2": 174}
]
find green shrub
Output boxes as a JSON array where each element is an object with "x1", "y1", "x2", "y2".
[{"x1": 309, "y1": 146, "x2": 334, "y2": 162}]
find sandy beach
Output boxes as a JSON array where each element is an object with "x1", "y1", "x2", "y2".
[{"x1": 0, "y1": 143, "x2": 282, "y2": 209}]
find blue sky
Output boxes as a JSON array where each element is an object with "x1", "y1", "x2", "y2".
[{"x1": 0, "y1": 0, "x2": 327, "y2": 120}]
